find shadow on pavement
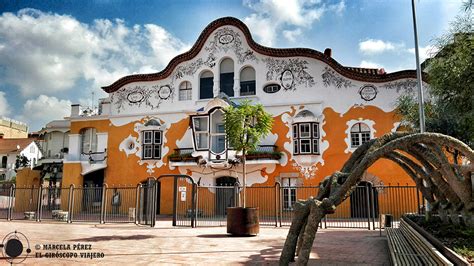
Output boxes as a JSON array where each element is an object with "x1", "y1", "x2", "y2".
[{"x1": 70, "y1": 235, "x2": 156, "y2": 242}]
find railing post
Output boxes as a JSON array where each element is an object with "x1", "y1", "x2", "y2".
[
  {"x1": 279, "y1": 183, "x2": 284, "y2": 227},
  {"x1": 36, "y1": 186, "x2": 43, "y2": 222},
  {"x1": 135, "y1": 184, "x2": 140, "y2": 225},
  {"x1": 370, "y1": 186, "x2": 376, "y2": 230},
  {"x1": 416, "y1": 186, "x2": 421, "y2": 214},
  {"x1": 151, "y1": 180, "x2": 157, "y2": 228},
  {"x1": 191, "y1": 183, "x2": 197, "y2": 228},
  {"x1": 274, "y1": 182, "x2": 280, "y2": 227},
  {"x1": 100, "y1": 184, "x2": 107, "y2": 224},
  {"x1": 7, "y1": 184, "x2": 15, "y2": 221},
  {"x1": 172, "y1": 177, "x2": 177, "y2": 227},
  {"x1": 67, "y1": 184, "x2": 74, "y2": 223},
  {"x1": 365, "y1": 186, "x2": 371, "y2": 230}
]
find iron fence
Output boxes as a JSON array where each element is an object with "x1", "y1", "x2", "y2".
[{"x1": 1, "y1": 182, "x2": 422, "y2": 229}]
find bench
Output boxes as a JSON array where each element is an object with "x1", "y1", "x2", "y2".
[{"x1": 386, "y1": 218, "x2": 453, "y2": 265}]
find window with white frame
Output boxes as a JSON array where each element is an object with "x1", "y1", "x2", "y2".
[
  {"x1": 179, "y1": 81, "x2": 192, "y2": 101},
  {"x1": 81, "y1": 128, "x2": 97, "y2": 154},
  {"x1": 192, "y1": 116, "x2": 209, "y2": 150},
  {"x1": 282, "y1": 178, "x2": 297, "y2": 210},
  {"x1": 293, "y1": 122, "x2": 319, "y2": 155},
  {"x1": 142, "y1": 130, "x2": 162, "y2": 159},
  {"x1": 350, "y1": 123, "x2": 371, "y2": 148}
]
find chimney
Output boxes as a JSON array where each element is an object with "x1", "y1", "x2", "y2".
[
  {"x1": 324, "y1": 48, "x2": 332, "y2": 57},
  {"x1": 98, "y1": 98, "x2": 111, "y2": 115},
  {"x1": 71, "y1": 104, "x2": 82, "y2": 117}
]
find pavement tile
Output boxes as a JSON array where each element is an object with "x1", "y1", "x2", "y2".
[{"x1": 0, "y1": 220, "x2": 390, "y2": 265}]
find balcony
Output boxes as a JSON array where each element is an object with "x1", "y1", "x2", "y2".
[
  {"x1": 168, "y1": 148, "x2": 199, "y2": 162},
  {"x1": 240, "y1": 145, "x2": 282, "y2": 161},
  {"x1": 80, "y1": 150, "x2": 107, "y2": 175},
  {"x1": 168, "y1": 145, "x2": 282, "y2": 166}
]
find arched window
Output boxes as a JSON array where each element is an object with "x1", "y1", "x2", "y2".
[
  {"x1": 350, "y1": 123, "x2": 371, "y2": 148},
  {"x1": 142, "y1": 120, "x2": 162, "y2": 160},
  {"x1": 80, "y1": 128, "x2": 97, "y2": 154},
  {"x1": 220, "y1": 58, "x2": 234, "y2": 97},
  {"x1": 179, "y1": 81, "x2": 192, "y2": 101},
  {"x1": 200, "y1": 71, "x2": 214, "y2": 99},
  {"x1": 292, "y1": 111, "x2": 319, "y2": 155},
  {"x1": 240, "y1": 66, "x2": 256, "y2": 96}
]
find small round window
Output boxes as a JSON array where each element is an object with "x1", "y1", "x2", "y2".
[{"x1": 263, "y1": 84, "x2": 281, "y2": 94}]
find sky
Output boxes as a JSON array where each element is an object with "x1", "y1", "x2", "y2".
[{"x1": 0, "y1": 0, "x2": 467, "y2": 131}]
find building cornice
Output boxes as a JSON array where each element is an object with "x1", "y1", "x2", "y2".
[{"x1": 102, "y1": 17, "x2": 428, "y2": 93}]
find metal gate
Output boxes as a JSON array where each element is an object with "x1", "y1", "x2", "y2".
[{"x1": 136, "y1": 175, "x2": 197, "y2": 228}]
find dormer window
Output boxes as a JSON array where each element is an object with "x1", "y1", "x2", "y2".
[{"x1": 141, "y1": 119, "x2": 163, "y2": 160}]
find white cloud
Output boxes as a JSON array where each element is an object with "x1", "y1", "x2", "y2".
[
  {"x1": 283, "y1": 28, "x2": 302, "y2": 42},
  {"x1": 359, "y1": 60, "x2": 382, "y2": 69},
  {"x1": 0, "y1": 9, "x2": 188, "y2": 97},
  {"x1": 407, "y1": 45, "x2": 437, "y2": 63},
  {"x1": 243, "y1": 14, "x2": 276, "y2": 46},
  {"x1": 0, "y1": 91, "x2": 10, "y2": 116},
  {"x1": 243, "y1": 0, "x2": 345, "y2": 46},
  {"x1": 359, "y1": 39, "x2": 398, "y2": 54},
  {"x1": 18, "y1": 95, "x2": 71, "y2": 131}
]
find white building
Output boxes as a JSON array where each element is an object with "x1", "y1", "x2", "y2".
[{"x1": 0, "y1": 138, "x2": 42, "y2": 181}]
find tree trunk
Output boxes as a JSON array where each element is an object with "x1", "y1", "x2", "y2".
[
  {"x1": 280, "y1": 133, "x2": 474, "y2": 263},
  {"x1": 296, "y1": 200, "x2": 325, "y2": 265},
  {"x1": 242, "y1": 149, "x2": 246, "y2": 208},
  {"x1": 279, "y1": 201, "x2": 310, "y2": 265}
]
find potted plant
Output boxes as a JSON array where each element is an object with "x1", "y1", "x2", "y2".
[{"x1": 223, "y1": 100, "x2": 273, "y2": 236}]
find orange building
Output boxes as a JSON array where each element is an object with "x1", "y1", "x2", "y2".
[{"x1": 63, "y1": 17, "x2": 426, "y2": 216}]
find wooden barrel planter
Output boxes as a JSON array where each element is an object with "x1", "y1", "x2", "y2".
[{"x1": 226, "y1": 207, "x2": 259, "y2": 236}]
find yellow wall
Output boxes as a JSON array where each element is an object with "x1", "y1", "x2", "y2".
[{"x1": 13, "y1": 168, "x2": 41, "y2": 212}]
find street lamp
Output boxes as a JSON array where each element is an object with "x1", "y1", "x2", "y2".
[{"x1": 411, "y1": 0, "x2": 426, "y2": 133}]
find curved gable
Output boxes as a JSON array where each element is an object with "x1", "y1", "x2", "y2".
[{"x1": 102, "y1": 17, "x2": 426, "y2": 93}]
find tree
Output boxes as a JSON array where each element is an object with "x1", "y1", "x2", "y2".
[
  {"x1": 396, "y1": 13, "x2": 473, "y2": 147},
  {"x1": 280, "y1": 132, "x2": 474, "y2": 265},
  {"x1": 224, "y1": 100, "x2": 273, "y2": 207},
  {"x1": 15, "y1": 155, "x2": 30, "y2": 170}
]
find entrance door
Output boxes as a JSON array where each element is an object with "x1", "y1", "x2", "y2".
[
  {"x1": 350, "y1": 181, "x2": 378, "y2": 218},
  {"x1": 215, "y1": 176, "x2": 236, "y2": 216},
  {"x1": 82, "y1": 169, "x2": 104, "y2": 213}
]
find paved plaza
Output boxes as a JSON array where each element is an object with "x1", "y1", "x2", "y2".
[{"x1": 0, "y1": 220, "x2": 390, "y2": 265}]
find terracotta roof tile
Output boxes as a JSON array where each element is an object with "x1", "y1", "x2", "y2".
[{"x1": 0, "y1": 138, "x2": 36, "y2": 154}]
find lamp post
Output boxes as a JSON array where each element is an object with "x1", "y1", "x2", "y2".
[
  {"x1": 411, "y1": 0, "x2": 430, "y2": 217},
  {"x1": 411, "y1": 0, "x2": 426, "y2": 133}
]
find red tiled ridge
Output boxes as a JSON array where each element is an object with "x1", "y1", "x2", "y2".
[
  {"x1": 102, "y1": 17, "x2": 427, "y2": 93},
  {"x1": 0, "y1": 138, "x2": 37, "y2": 154}
]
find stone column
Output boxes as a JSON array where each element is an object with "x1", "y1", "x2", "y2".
[
  {"x1": 213, "y1": 77, "x2": 220, "y2": 97},
  {"x1": 233, "y1": 77, "x2": 240, "y2": 97}
]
